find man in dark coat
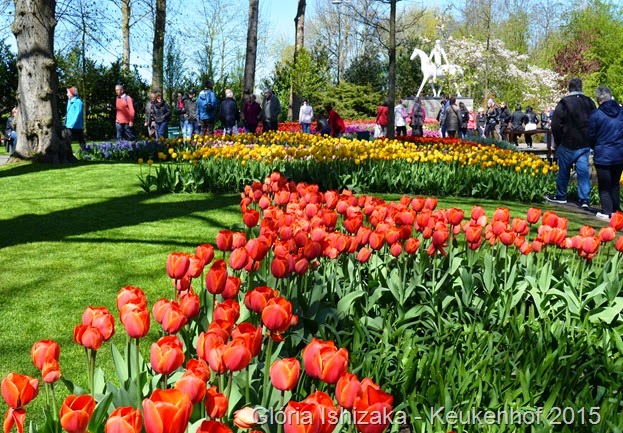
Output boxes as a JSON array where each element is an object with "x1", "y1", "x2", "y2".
[{"x1": 546, "y1": 77, "x2": 596, "y2": 208}]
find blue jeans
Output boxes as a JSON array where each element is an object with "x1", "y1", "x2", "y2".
[
  {"x1": 116, "y1": 123, "x2": 135, "y2": 141},
  {"x1": 7, "y1": 131, "x2": 16, "y2": 153},
  {"x1": 155, "y1": 122, "x2": 168, "y2": 139},
  {"x1": 301, "y1": 122, "x2": 311, "y2": 133},
  {"x1": 183, "y1": 121, "x2": 196, "y2": 139},
  {"x1": 555, "y1": 146, "x2": 591, "y2": 201}
]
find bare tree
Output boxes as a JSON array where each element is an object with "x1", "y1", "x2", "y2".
[
  {"x1": 11, "y1": 0, "x2": 74, "y2": 162},
  {"x1": 243, "y1": 0, "x2": 259, "y2": 100}
]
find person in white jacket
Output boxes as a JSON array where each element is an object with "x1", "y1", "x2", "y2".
[
  {"x1": 299, "y1": 99, "x2": 314, "y2": 133},
  {"x1": 395, "y1": 99, "x2": 408, "y2": 137}
]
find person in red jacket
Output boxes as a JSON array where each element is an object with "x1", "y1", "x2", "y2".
[
  {"x1": 376, "y1": 101, "x2": 389, "y2": 137},
  {"x1": 115, "y1": 84, "x2": 136, "y2": 141},
  {"x1": 325, "y1": 104, "x2": 345, "y2": 137}
]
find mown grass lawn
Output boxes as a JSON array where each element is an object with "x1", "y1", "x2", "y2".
[{"x1": 0, "y1": 159, "x2": 601, "y2": 426}]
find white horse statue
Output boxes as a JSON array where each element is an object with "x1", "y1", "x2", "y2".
[{"x1": 410, "y1": 47, "x2": 464, "y2": 97}]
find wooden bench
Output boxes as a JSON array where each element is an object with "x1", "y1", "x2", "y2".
[{"x1": 507, "y1": 128, "x2": 555, "y2": 163}]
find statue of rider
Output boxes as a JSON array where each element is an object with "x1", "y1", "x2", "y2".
[{"x1": 428, "y1": 39, "x2": 449, "y2": 80}]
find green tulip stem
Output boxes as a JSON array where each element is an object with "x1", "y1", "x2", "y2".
[
  {"x1": 44, "y1": 381, "x2": 50, "y2": 407},
  {"x1": 50, "y1": 383, "x2": 59, "y2": 433},
  {"x1": 88, "y1": 348, "x2": 97, "y2": 396},
  {"x1": 135, "y1": 338, "x2": 142, "y2": 409},
  {"x1": 162, "y1": 373, "x2": 168, "y2": 390},
  {"x1": 276, "y1": 390, "x2": 285, "y2": 433},
  {"x1": 225, "y1": 372, "x2": 233, "y2": 420},
  {"x1": 245, "y1": 365, "x2": 250, "y2": 404},
  {"x1": 346, "y1": 418, "x2": 355, "y2": 433},
  {"x1": 261, "y1": 337, "x2": 274, "y2": 408},
  {"x1": 174, "y1": 278, "x2": 178, "y2": 299}
]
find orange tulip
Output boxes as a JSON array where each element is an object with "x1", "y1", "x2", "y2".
[
  {"x1": 526, "y1": 207, "x2": 542, "y2": 224},
  {"x1": 205, "y1": 386, "x2": 228, "y2": 419},
  {"x1": 470, "y1": 206, "x2": 487, "y2": 226},
  {"x1": 511, "y1": 218, "x2": 529, "y2": 236},
  {"x1": 424, "y1": 197, "x2": 437, "y2": 210},
  {"x1": 231, "y1": 323, "x2": 263, "y2": 357},
  {"x1": 185, "y1": 255, "x2": 204, "y2": 279},
  {"x1": 270, "y1": 257, "x2": 289, "y2": 279},
  {"x1": 233, "y1": 407, "x2": 259, "y2": 429},
  {"x1": 356, "y1": 247, "x2": 372, "y2": 263},
  {"x1": 335, "y1": 372, "x2": 361, "y2": 410},
  {"x1": 150, "y1": 336, "x2": 184, "y2": 375},
  {"x1": 197, "y1": 420, "x2": 232, "y2": 433},
  {"x1": 31, "y1": 340, "x2": 60, "y2": 372},
  {"x1": 610, "y1": 211, "x2": 623, "y2": 231},
  {"x1": 221, "y1": 276, "x2": 241, "y2": 300},
  {"x1": 232, "y1": 232, "x2": 247, "y2": 249},
  {"x1": 73, "y1": 325, "x2": 104, "y2": 351},
  {"x1": 104, "y1": 407, "x2": 142, "y2": 433},
  {"x1": 60, "y1": 394, "x2": 96, "y2": 433},
  {"x1": 389, "y1": 243, "x2": 402, "y2": 257},
  {"x1": 82, "y1": 306, "x2": 115, "y2": 341},
  {"x1": 166, "y1": 253, "x2": 191, "y2": 280},
  {"x1": 174, "y1": 370, "x2": 208, "y2": 404},
  {"x1": 541, "y1": 211, "x2": 559, "y2": 228},
  {"x1": 229, "y1": 248, "x2": 249, "y2": 271},
  {"x1": 196, "y1": 332, "x2": 225, "y2": 363},
  {"x1": 213, "y1": 300, "x2": 241, "y2": 325},
  {"x1": 207, "y1": 344, "x2": 227, "y2": 374},
  {"x1": 270, "y1": 358, "x2": 300, "y2": 391},
  {"x1": 120, "y1": 303, "x2": 150, "y2": 339},
  {"x1": 579, "y1": 225, "x2": 595, "y2": 237},
  {"x1": 302, "y1": 338, "x2": 349, "y2": 384},
  {"x1": 116, "y1": 286, "x2": 147, "y2": 311},
  {"x1": 1, "y1": 373, "x2": 39, "y2": 410},
  {"x1": 581, "y1": 236, "x2": 600, "y2": 257},
  {"x1": 354, "y1": 379, "x2": 393, "y2": 433},
  {"x1": 206, "y1": 260, "x2": 228, "y2": 295},
  {"x1": 284, "y1": 392, "x2": 338, "y2": 433},
  {"x1": 246, "y1": 237, "x2": 270, "y2": 262},
  {"x1": 616, "y1": 236, "x2": 623, "y2": 252},
  {"x1": 446, "y1": 208, "x2": 464, "y2": 226},
  {"x1": 179, "y1": 292, "x2": 200, "y2": 320},
  {"x1": 492, "y1": 207, "x2": 510, "y2": 223},
  {"x1": 142, "y1": 389, "x2": 192, "y2": 433},
  {"x1": 598, "y1": 227, "x2": 616, "y2": 243}
]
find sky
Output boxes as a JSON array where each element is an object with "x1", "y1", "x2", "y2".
[{"x1": 263, "y1": 0, "x2": 319, "y2": 42}]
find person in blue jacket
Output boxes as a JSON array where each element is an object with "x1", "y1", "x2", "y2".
[
  {"x1": 196, "y1": 80, "x2": 218, "y2": 136},
  {"x1": 65, "y1": 87, "x2": 86, "y2": 150},
  {"x1": 587, "y1": 86, "x2": 623, "y2": 220}
]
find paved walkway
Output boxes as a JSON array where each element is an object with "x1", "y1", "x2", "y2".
[{"x1": 0, "y1": 154, "x2": 8, "y2": 165}]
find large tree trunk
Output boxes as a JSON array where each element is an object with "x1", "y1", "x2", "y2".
[
  {"x1": 11, "y1": 0, "x2": 74, "y2": 163},
  {"x1": 151, "y1": 0, "x2": 166, "y2": 92},
  {"x1": 121, "y1": 0, "x2": 131, "y2": 71},
  {"x1": 386, "y1": 0, "x2": 396, "y2": 139},
  {"x1": 289, "y1": 0, "x2": 306, "y2": 121},
  {"x1": 243, "y1": 0, "x2": 259, "y2": 100}
]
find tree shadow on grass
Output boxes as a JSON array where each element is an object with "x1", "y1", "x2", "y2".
[
  {"x1": 0, "y1": 192, "x2": 241, "y2": 249},
  {"x1": 0, "y1": 160, "x2": 132, "y2": 179}
]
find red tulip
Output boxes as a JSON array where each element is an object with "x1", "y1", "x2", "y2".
[
  {"x1": 271, "y1": 257, "x2": 289, "y2": 278},
  {"x1": 174, "y1": 370, "x2": 208, "y2": 404},
  {"x1": 213, "y1": 300, "x2": 240, "y2": 325},
  {"x1": 262, "y1": 297, "x2": 295, "y2": 334},
  {"x1": 205, "y1": 386, "x2": 228, "y2": 419},
  {"x1": 404, "y1": 238, "x2": 420, "y2": 254},
  {"x1": 116, "y1": 286, "x2": 147, "y2": 310},
  {"x1": 229, "y1": 248, "x2": 249, "y2": 271},
  {"x1": 302, "y1": 338, "x2": 349, "y2": 384},
  {"x1": 197, "y1": 420, "x2": 232, "y2": 433},
  {"x1": 120, "y1": 303, "x2": 150, "y2": 339},
  {"x1": 354, "y1": 379, "x2": 393, "y2": 433},
  {"x1": 207, "y1": 344, "x2": 227, "y2": 374},
  {"x1": 231, "y1": 323, "x2": 263, "y2": 357},
  {"x1": 541, "y1": 211, "x2": 559, "y2": 228},
  {"x1": 1, "y1": 373, "x2": 39, "y2": 410},
  {"x1": 60, "y1": 394, "x2": 96, "y2": 433},
  {"x1": 270, "y1": 358, "x2": 300, "y2": 391},
  {"x1": 153, "y1": 300, "x2": 188, "y2": 334},
  {"x1": 221, "y1": 276, "x2": 241, "y2": 300},
  {"x1": 336, "y1": 372, "x2": 361, "y2": 410},
  {"x1": 284, "y1": 392, "x2": 337, "y2": 433},
  {"x1": 232, "y1": 232, "x2": 247, "y2": 249},
  {"x1": 389, "y1": 243, "x2": 402, "y2": 257},
  {"x1": 581, "y1": 236, "x2": 600, "y2": 258},
  {"x1": 196, "y1": 332, "x2": 225, "y2": 363},
  {"x1": 423, "y1": 197, "x2": 437, "y2": 210},
  {"x1": 526, "y1": 207, "x2": 542, "y2": 224},
  {"x1": 511, "y1": 218, "x2": 529, "y2": 236},
  {"x1": 357, "y1": 247, "x2": 372, "y2": 263},
  {"x1": 616, "y1": 236, "x2": 623, "y2": 252},
  {"x1": 215, "y1": 231, "x2": 233, "y2": 252},
  {"x1": 104, "y1": 407, "x2": 142, "y2": 433},
  {"x1": 142, "y1": 389, "x2": 192, "y2": 433},
  {"x1": 73, "y1": 325, "x2": 104, "y2": 351},
  {"x1": 196, "y1": 244, "x2": 215, "y2": 267},
  {"x1": 185, "y1": 255, "x2": 204, "y2": 279},
  {"x1": 246, "y1": 237, "x2": 270, "y2": 262},
  {"x1": 179, "y1": 292, "x2": 200, "y2": 320},
  {"x1": 368, "y1": 232, "x2": 385, "y2": 251},
  {"x1": 166, "y1": 253, "x2": 191, "y2": 280},
  {"x1": 470, "y1": 206, "x2": 487, "y2": 226},
  {"x1": 243, "y1": 209, "x2": 260, "y2": 228},
  {"x1": 82, "y1": 306, "x2": 115, "y2": 341},
  {"x1": 599, "y1": 227, "x2": 616, "y2": 243},
  {"x1": 222, "y1": 339, "x2": 252, "y2": 372},
  {"x1": 446, "y1": 208, "x2": 464, "y2": 226},
  {"x1": 150, "y1": 336, "x2": 184, "y2": 375},
  {"x1": 206, "y1": 260, "x2": 228, "y2": 295}
]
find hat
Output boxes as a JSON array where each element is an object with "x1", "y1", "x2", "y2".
[
  {"x1": 68, "y1": 87, "x2": 78, "y2": 97},
  {"x1": 487, "y1": 98, "x2": 494, "y2": 106}
]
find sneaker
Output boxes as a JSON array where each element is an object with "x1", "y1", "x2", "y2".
[
  {"x1": 545, "y1": 194, "x2": 567, "y2": 204},
  {"x1": 578, "y1": 200, "x2": 590, "y2": 209},
  {"x1": 595, "y1": 212, "x2": 611, "y2": 220}
]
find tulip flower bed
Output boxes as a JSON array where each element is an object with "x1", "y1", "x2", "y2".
[
  {"x1": 131, "y1": 132, "x2": 555, "y2": 202},
  {"x1": 4, "y1": 173, "x2": 623, "y2": 433}
]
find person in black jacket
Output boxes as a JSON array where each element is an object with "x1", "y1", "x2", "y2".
[
  {"x1": 587, "y1": 86, "x2": 623, "y2": 219},
  {"x1": 220, "y1": 89, "x2": 240, "y2": 135},
  {"x1": 484, "y1": 99, "x2": 499, "y2": 139},
  {"x1": 523, "y1": 106, "x2": 540, "y2": 149},
  {"x1": 509, "y1": 104, "x2": 525, "y2": 146},
  {"x1": 498, "y1": 102, "x2": 511, "y2": 141},
  {"x1": 546, "y1": 77, "x2": 596, "y2": 207},
  {"x1": 152, "y1": 92, "x2": 171, "y2": 139}
]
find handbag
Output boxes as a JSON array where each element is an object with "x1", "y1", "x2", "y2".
[
  {"x1": 525, "y1": 122, "x2": 537, "y2": 131},
  {"x1": 374, "y1": 124, "x2": 383, "y2": 138}
]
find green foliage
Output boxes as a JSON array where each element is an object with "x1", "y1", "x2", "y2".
[
  {"x1": 57, "y1": 48, "x2": 149, "y2": 140},
  {"x1": 316, "y1": 82, "x2": 384, "y2": 119},
  {"x1": 0, "y1": 41, "x2": 17, "y2": 117},
  {"x1": 343, "y1": 52, "x2": 387, "y2": 91}
]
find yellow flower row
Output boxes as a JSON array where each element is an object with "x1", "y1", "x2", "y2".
[{"x1": 151, "y1": 132, "x2": 557, "y2": 176}]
